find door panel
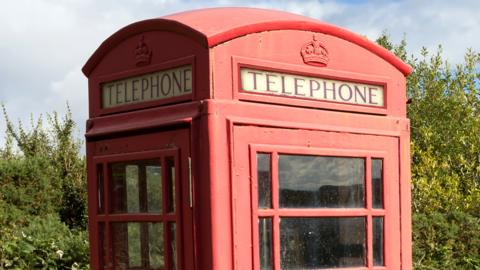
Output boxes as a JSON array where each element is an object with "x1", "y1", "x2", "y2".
[
  {"x1": 88, "y1": 129, "x2": 194, "y2": 270},
  {"x1": 233, "y1": 126, "x2": 400, "y2": 270}
]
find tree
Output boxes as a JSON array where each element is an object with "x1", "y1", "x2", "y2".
[
  {"x1": 0, "y1": 106, "x2": 89, "y2": 269},
  {"x1": 377, "y1": 32, "x2": 480, "y2": 269}
]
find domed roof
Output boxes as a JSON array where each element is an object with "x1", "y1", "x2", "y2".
[{"x1": 83, "y1": 7, "x2": 411, "y2": 76}]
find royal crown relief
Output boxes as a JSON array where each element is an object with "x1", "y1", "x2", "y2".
[
  {"x1": 301, "y1": 34, "x2": 329, "y2": 67},
  {"x1": 135, "y1": 36, "x2": 152, "y2": 67}
]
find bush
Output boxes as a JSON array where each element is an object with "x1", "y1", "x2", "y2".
[
  {"x1": 0, "y1": 156, "x2": 61, "y2": 219},
  {"x1": 0, "y1": 214, "x2": 89, "y2": 270},
  {"x1": 0, "y1": 106, "x2": 89, "y2": 269},
  {"x1": 377, "y1": 32, "x2": 480, "y2": 269},
  {"x1": 413, "y1": 211, "x2": 480, "y2": 270},
  {"x1": 1, "y1": 107, "x2": 87, "y2": 229}
]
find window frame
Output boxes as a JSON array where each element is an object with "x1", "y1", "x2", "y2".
[
  {"x1": 250, "y1": 144, "x2": 387, "y2": 270},
  {"x1": 93, "y1": 148, "x2": 182, "y2": 270}
]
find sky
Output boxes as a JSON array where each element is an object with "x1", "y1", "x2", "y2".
[{"x1": 1, "y1": 0, "x2": 480, "y2": 149}]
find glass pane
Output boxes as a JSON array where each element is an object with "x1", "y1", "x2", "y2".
[
  {"x1": 112, "y1": 222, "x2": 142, "y2": 268},
  {"x1": 165, "y1": 157, "x2": 176, "y2": 213},
  {"x1": 372, "y1": 159, "x2": 384, "y2": 209},
  {"x1": 110, "y1": 164, "x2": 126, "y2": 213},
  {"x1": 147, "y1": 165, "x2": 162, "y2": 212},
  {"x1": 128, "y1": 223, "x2": 142, "y2": 267},
  {"x1": 149, "y1": 223, "x2": 165, "y2": 269},
  {"x1": 373, "y1": 217, "x2": 384, "y2": 266},
  {"x1": 97, "y1": 164, "x2": 104, "y2": 214},
  {"x1": 259, "y1": 218, "x2": 273, "y2": 270},
  {"x1": 126, "y1": 165, "x2": 140, "y2": 212},
  {"x1": 112, "y1": 223, "x2": 127, "y2": 269},
  {"x1": 110, "y1": 163, "x2": 140, "y2": 213},
  {"x1": 169, "y1": 223, "x2": 177, "y2": 270},
  {"x1": 280, "y1": 217, "x2": 366, "y2": 269},
  {"x1": 257, "y1": 153, "x2": 272, "y2": 209},
  {"x1": 112, "y1": 222, "x2": 166, "y2": 269},
  {"x1": 98, "y1": 223, "x2": 106, "y2": 269},
  {"x1": 279, "y1": 155, "x2": 365, "y2": 208},
  {"x1": 110, "y1": 159, "x2": 162, "y2": 213}
]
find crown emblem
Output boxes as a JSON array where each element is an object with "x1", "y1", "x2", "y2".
[
  {"x1": 301, "y1": 34, "x2": 329, "y2": 67},
  {"x1": 134, "y1": 36, "x2": 152, "y2": 67}
]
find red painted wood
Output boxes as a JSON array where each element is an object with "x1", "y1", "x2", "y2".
[
  {"x1": 399, "y1": 129, "x2": 413, "y2": 268},
  {"x1": 83, "y1": 8, "x2": 411, "y2": 77},
  {"x1": 84, "y1": 7, "x2": 411, "y2": 270},
  {"x1": 87, "y1": 130, "x2": 193, "y2": 269},
  {"x1": 366, "y1": 158, "x2": 374, "y2": 269},
  {"x1": 234, "y1": 126, "x2": 401, "y2": 270}
]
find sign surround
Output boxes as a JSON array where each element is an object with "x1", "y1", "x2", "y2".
[
  {"x1": 101, "y1": 65, "x2": 192, "y2": 109},
  {"x1": 240, "y1": 68, "x2": 384, "y2": 107}
]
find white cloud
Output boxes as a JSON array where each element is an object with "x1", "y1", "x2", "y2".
[
  {"x1": 48, "y1": 66, "x2": 88, "y2": 137},
  {"x1": 1, "y1": 0, "x2": 479, "y2": 150},
  {"x1": 315, "y1": 0, "x2": 480, "y2": 63}
]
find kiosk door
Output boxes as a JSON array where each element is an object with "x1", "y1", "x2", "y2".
[
  {"x1": 233, "y1": 126, "x2": 401, "y2": 270},
  {"x1": 89, "y1": 129, "x2": 194, "y2": 270}
]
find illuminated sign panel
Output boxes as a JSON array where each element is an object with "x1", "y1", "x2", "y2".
[
  {"x1": 240, "y1": 68, "x2": 384, "y2": 107},
  {"x1": 101, "y1": 65, "x2": 192, "y2": 109}
]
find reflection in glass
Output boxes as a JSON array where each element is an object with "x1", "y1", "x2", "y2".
[
  {"x1": 257, "y1": 153, "x2": 272, "y2": 209},
  {"x1": 259, "y1": 218, "x2": 273, "y2": 270},
  {"x1": 112, "y1": 222, "x2": 165, "y2": 269},
  {"x1": 126, "y1": 165, "x2": 140, "y2": 212},
  {"x1": 166, "y1": 157, "x2": 176, "y2": 213},
  {"x1": 147, "y1": 165, "x2": 162, "y2": 212},
  {"x1": 279, "y1": 155, "x2": 365, "y2": 208},
  {"x1": 128, "y1": 223, "x2": 142, "y2": 267},
  {"x1": 98, "y1": 223, "x2": 106, "y2": 269},
  {"x1": 372, "y1": 159, "x2": 384, "y2": 209},
  {"x1": 110, "y1": 160, "x2": 162, "y2": 213},
  {"x1": 112, "y1": 223, "x2": 141, "y2": 269},
  {"x1": 97, "y1": 164, "x2": 104, "y2": 214},
  {"x1": 373, "y1": 217, "x2": 384, "y2": 266},
  {"x1": 108, "y1": 163, "x2": 134, "y2": 213},
  {"x1": 169, "y1": 223, "x2": 177, "y2": 270},
  {"x1": 149, "y1": 223, "x2": 165, "y2": 269},
  {"x1": 280, "y1": 217, "x2": 366, "y2": 269}
]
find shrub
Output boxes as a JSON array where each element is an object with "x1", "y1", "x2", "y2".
[
  {"x1": 377, "y1": 32, "x2": 480, "y2": 269},
  {"x1": 0, "y1": 214, "x2": 89, "y2": 269},
  {"x1": 413, "y1": 211, "x2": 480, "y2": 270},
  {"x1": 0, "y1": 106, "x2": 89, "y2": 268}
]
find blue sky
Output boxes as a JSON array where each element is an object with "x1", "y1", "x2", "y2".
[{"x1": 1, "y1": 0, "x2": 479, "y2": 147}]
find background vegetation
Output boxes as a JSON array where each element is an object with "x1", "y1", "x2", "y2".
[
  {"x1": 0, "y1": 108, "x2": 89, "y2": 269},
  {"x1": 0, "y1": 34, "x2": 479, "y2": 269},
  {"x1": 377, "y1": 33, "x2": 480, "y2": 269}
]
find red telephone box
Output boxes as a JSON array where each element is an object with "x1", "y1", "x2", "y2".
[{"x1": 83, "y1": 7, "x2": 412, "y2": 270}]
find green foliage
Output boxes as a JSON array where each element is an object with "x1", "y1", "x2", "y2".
[
  {"x1": 0, "y1": 214, "x2": 89, "y2": 270},
  {"x1": 2, "y1": 106, "x2": 87, "y2": 228},
  {"x1": 0, "y1": 106, "x2": 89, "y2": 269},
  {"x1": 413, "y1": 212, "x2": 480, "y2": 270},
  {"x1": 407, "y1": 47, "x2": 480, "y2": 215},
  {"x1": 377, "y1": 32, "x2": 480, "y2": 269},
  {"x1": 0, "y1": 155, "x2": 60, "y2": 219}
]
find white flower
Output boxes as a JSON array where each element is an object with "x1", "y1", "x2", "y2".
[{"x1": 56, "y1": 250, "x2": 64, "y2": 259}]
